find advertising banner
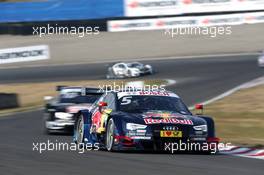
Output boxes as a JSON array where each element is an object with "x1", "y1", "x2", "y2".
[{"x1": 0, "y1": 45, "x2": 50, "y2": 64}]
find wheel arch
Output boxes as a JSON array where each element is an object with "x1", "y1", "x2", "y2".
[
  {"x1": 105, "y1": 114, "x2": 124, "y2": 136},
  {"x1": 200, "y1": 116, "x2": 216, "y2": 138}
]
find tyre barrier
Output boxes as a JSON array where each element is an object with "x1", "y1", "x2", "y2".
[{"x1": 0, "y1": 93, "x2": 19, "y2": 109}]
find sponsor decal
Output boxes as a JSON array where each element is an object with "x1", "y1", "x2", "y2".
[
  {"x1": 156, "y1": 19, "x2": 197, "y2": 26},
  {"x1": 136, "y1": 129, "x2": 147, "y2": 133},
  {"x1": 0, "y1": 45, "x2": 49, "y2": 64},
  {"x1": 128, "y1": 130, "x2": 147, "y2": 136},
  {"x1": 108, "y1": 12, "x2": 264, "y2": 32},
  {"x1": 130, "y1": 136, "x2": 151, "y2": 140},
  {"x1": 163, "y1": 126, "x2": 179, "y2": 131},
  {"x1": 128, "y1": 0, "x2": 178, "y2": 8},
  {"x1": 183, "y1": 0, "x2": 232, "y2": 4},
  {"x1": 195, "y1": 131, "x2": 204, "y2": 135},
  {"x1": 116, "y1": 22, "x2": 151, "y2": 28},
  {"x1": 125, "y1": 0, "x2": 181, "y2": 17},
  {"x1": 200, "y1": 16, "x2": 243, "y2": 26},
  {"x1": 143, "y1": 112, "x2": 183, "y2": 119},
  {"x1": 144, "y1": 118, "x2": 193, "y2": 125},
  {"x1": 160, "y1": 130, "x2": 182, "y2": 137},
  {"x1": 124, "y1": 0, "x2": 264, "y2": 17},
  {"x1": 139, "y1": 91, "x2": 170, "y2": 96},
  {"x1": 117, "y1": 91, "x2": 179, "y2": 99}
]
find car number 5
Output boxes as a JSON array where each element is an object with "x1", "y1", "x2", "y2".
[{"x1": 121, "y1": 96, "x2": 132, "y2": 105}]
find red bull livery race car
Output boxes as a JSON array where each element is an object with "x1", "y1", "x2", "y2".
[{"x1": 73, "y1": 89, "x2": 219, "y2": 153}]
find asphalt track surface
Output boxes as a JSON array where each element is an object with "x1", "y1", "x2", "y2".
[{"x1": 0, "y1": 55, "x2": 264, "y2": 175}]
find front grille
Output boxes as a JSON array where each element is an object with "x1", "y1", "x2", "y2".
[{"x1": 151, "y1": 124, "x2": 192, "y2": 138}]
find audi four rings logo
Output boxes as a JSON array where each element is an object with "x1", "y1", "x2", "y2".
[{"x1": 163, "y1": 126, "x2": 178, "y2": 131}]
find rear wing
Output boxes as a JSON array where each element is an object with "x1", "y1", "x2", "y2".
[
  {"x1": 56, "y1": 85, "x2": 66, "y2": 91},
  {"x1": 56, "y1": 86, "x2": 104, "y2": 95},
  {"x1": 85, "y1": 87, "x2": 104, "y2": 95}
]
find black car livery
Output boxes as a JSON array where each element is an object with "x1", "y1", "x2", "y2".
[{"x1": 44, "y1": 86, "x2": 103, "y2": 133}]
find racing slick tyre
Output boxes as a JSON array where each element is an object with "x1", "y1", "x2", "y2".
[
  {"x1": 106, "y1": 68, "x2": 117, "y2": 79},
  {"x1": 43, "y1": 122, "x2": 51, "y2": 135},
  {"x1": 43, "y1": 113, "x2": 52, "y2": 135},
  {"x1": 75, "y1": 115, "x2": 85, "y2": 147},
  {"x1": 106, "y1": 118, "x2": 116, "y2": 151}
]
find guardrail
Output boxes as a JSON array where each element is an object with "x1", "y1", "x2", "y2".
[
  {"x1": 0, "y1": 45, "x2": 49, "y2": 64},
  {"x1": 0, "y1": 93, "x2": 19, "y2": 109}
]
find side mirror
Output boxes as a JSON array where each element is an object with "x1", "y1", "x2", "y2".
[
  {"x1": 195, "y1": 104, "x2": 204, "y2": 115},
  {"x1": 98, "y1": 101, "x2": 108, "y2": 107},
  {"x1": 44, "y1": 96, "x2": 53, "y2": 101},
  {"x1": 98, "y1": 101, "x2": 108, "y2": 113}
]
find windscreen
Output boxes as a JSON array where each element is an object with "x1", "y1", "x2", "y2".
[
  {"x1": 118, "y1": 95, "x2": 191, "y2": 115},
  {"x1": 127, "y1": 63, "x2": 142, "y2": 68}
]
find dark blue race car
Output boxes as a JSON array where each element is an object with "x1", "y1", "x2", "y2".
[{"x1": 73, "y1": 89, "x2": 219, "y2": 153}]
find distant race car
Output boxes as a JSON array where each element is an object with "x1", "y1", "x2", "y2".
[
  {"x1": 258, "y1": 52, "x2": 264, "y2": 67},
  {"x1": 73, "y1": 89, "x2": 219, "y2": 153},
  {"x1": 43, "y1": 86, "x2": 103, "y2": 134},
  {"x1": 106, "y1": 62, "x2": 153, "y2": 79}
]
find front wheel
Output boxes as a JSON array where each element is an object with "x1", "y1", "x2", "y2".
[
  {"x1": 127, "y1": 70, "x2": 132, "y2": 77},
  {"x1": 75, "y1": 115, "x2": 85, "y2": 146},
  {"x1": 106, "y1": 118, "x2": 115, "y2": 151}
]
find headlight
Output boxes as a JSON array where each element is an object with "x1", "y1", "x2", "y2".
[
  {"x1": 193, "y1": 125, "x2": 207, "y2": 132},
  {"x1": 145, "y1": 65, "x2": 152, "y2": 69},
  {"x1": 126, "y1": 123, "x2": 147, "y2": 130},
  {"x1": 54, "y1": 112, "x2": 73, "y2": 119}
]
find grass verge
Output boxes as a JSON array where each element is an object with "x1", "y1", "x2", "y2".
[{"x1": 201, "y1": 84, "x2": 264, "y2": 147}]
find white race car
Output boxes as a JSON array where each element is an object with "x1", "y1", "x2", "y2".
[
  {"x1": 258, "y1": 52, "x2": 264, "y2": 67},
  {"x1": 106, "y1": 62, "x2": 153, "y2": 79}
]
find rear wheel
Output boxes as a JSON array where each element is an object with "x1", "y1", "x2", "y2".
[
  {"x1": 106, "y1": 118, "x2": 115, "y2": 151},
  {"x1": 106, "y1": 68, "x2": 115, "y2": 79}
]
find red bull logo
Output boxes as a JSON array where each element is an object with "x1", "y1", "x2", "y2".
[{"x1": 144, "y1": 118, "x2": 193, "y2": 125}]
